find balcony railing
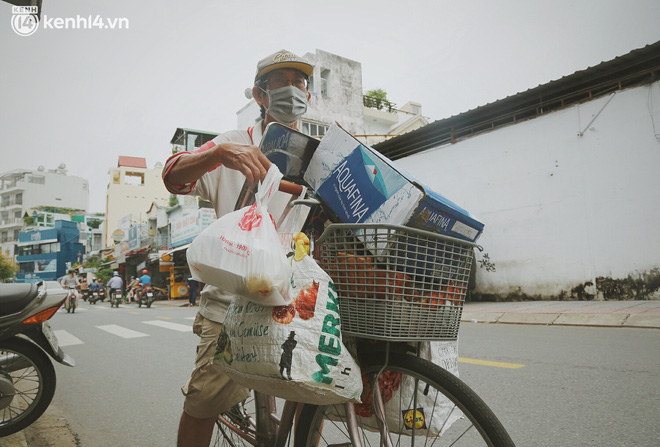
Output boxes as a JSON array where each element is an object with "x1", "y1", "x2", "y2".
[
  {"x1": 363, "y1": 95, "x2": 397, "y2": 113},
  {"x1": 0, "y1": 218, "x2": 23, "y2": 227},
  {"x1": 0, "y1": 199, "x2": 23, "y2": 208}
]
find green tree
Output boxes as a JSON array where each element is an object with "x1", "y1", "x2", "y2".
[
  {"x1": 365, "y1": 88, "x2": 390, "y2": 110},
  {"x1": 0, "y1": 252, "x2": 17, "y2": 281},
  {"x1": 366, "y1": 88, "x2": 388, "y2": 101},
  {"x1": 169, "y1": 194, "x2": 179, "y2": 207},
  {"x1": 87, "y1": 219, "x2": 102, "y2": 229}
]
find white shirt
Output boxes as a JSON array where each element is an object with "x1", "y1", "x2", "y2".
[{"x1": 164, "y1": 121, "x2": 295, "y2": 323}]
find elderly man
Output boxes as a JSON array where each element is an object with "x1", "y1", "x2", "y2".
[{"x1": 163, "y1": 49, "x2": 313, "y2": 447}]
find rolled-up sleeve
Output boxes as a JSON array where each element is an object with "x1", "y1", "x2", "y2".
[{"x1": 162, "y1": 140, "x2": 221, "y2": 195}]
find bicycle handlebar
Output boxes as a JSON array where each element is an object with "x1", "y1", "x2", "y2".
[{"x1": 278, "y1": 179, "x2": 303, "y2": 196}]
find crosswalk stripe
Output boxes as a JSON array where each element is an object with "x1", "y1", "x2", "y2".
[
  {"x1": 97, "y1": 324, "x2": 149, "y2": 339},
  {"x1": 53, "y1": 330, "x2": 84, "y2": 347},
  {"x1": 142, "y1": 320, "x2": 192, "y2": 332}
]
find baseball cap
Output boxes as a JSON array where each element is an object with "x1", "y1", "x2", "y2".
[{"x1": 255, "y1": 49, "x2": 313, "y2": 84}]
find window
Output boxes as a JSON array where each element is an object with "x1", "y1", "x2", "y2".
[
  {"x1": 320, "y1": 69, "x2": 331, "y2": 97},
  {"x1": 15, "y1": 193, "x2": 22, "y2": 205},
  {"x1": 20, "y1": 263, "x2": 35, "y2": 274},
  {"x1": 124, "y1": 172, "x2": 145, "y2": 186},
  {"x1": 302, "y1": 121, "x2": 330, "y2": 138}
]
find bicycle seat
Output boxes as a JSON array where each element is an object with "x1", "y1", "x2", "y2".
[{"x1": 0, "y1": 283, "x2": 39, "y2": 317}]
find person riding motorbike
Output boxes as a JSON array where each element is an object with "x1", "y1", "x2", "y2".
[
  {"x1": 138, "y1": 269, "x2": 152, "y2": 301},
  {"x1": 126, "y1": 275, "x2": 139, "y2": 302},
  {"x1": 96, "y1": 278, "x2": 107, "y2": 301},
  {"x1": 60, "y1": 269, "x2": 80, "y2": 290},
  {"x1": 60, "y1": 269, "x2": 81, "y2": 309},
  {"x1": 107, "y1": 271, "x2": 123, "y2": 306}
]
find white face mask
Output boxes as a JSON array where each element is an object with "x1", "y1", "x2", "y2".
[{"x1": 264, "y1": 85, "x2": 308, "y2": 126}]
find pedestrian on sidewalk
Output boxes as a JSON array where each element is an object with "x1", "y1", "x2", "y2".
[{"x1": 186, "y1": 275, "x2": 198, "y2": 307}]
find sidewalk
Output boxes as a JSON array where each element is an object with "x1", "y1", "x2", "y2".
[
  {"x1": 462, "y1": 299, "x2": 660, "y2": 328},
  {"x1": 2, "y1": 299, "x2": 658, "y2": 447}
]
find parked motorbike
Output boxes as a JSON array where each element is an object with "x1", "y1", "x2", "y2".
[
  {"x1": 152, "y1": 286, "x2": 168, "y2": 301},
  {"x1": 0, "y1": 281, "x2": 75, "y2": 437},
  {"x1": 63, "y1": 287, "x2": 78, "y2": 313},
  {"x1": 109, "y1": 288, "x2": 122, "y2": 308},
  {"x1": 137, "y1": 286, "x2": 154, "y2": 308}
]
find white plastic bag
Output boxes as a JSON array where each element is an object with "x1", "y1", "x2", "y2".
[
  {"x1": 187, "y1": 165, "x2": 293, "y2": 306},
  {"x1": 328, "y1": 340, "x2": 461, "y2": 436},
  {"x1": 212, "y1": 236, "x2": 363, "y2": 405}
]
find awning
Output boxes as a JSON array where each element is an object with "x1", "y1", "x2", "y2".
[
  {"x1": 165, "y1": 243, "x2": 191, "y2": 256},
  {"x1": 125, "y1": 244, "x2": 151, "y2": 257}
]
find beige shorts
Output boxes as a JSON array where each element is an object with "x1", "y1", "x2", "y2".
[{"x1": 181, "y1": 313, "x2": 250, "y2": 419}]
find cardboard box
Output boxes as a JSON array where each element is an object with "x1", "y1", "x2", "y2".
[
  {"x1": 303, "y1": 123, "x2": 484, "y2": 242},
  {"x1": 260, "y1": 122, "x2": 319, "y2": 185}
]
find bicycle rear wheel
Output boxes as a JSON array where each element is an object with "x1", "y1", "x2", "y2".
[{"x1": 295, "y1": 351, "x2": 514, "y2": 447}]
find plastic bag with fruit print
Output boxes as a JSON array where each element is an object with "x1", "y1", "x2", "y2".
[
  {"x1": 187, "y1": 165, "x2": 293, "y2": 306},
  {"x1": 212, "y1": 231, "x2": 363, "y2": 405}
]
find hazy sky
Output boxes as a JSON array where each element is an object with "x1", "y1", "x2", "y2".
[{"x1": 2, "y1": 0, "x2": 659, "y2": 213}]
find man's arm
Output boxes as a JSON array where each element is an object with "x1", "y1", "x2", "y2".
[{"x1": 164, "y1": 141, "x2": 272, "y2": 188}]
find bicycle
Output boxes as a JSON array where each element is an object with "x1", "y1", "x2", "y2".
[{"x1": 213, "y1": 181, "x2": 515, "y2": 447}]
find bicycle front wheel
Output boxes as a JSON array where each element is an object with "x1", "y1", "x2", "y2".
[
  {"x1": 214, "y1": 390, "x2": 293, "y2": 447},
  {"x1": 295, "y1": 351, "x2": 514, "y2": 447}
]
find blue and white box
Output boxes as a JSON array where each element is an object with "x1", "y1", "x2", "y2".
[{"x1": 303, "y1": 123, "x2": 484, "y2": 242}]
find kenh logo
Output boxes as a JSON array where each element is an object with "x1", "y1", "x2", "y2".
[{"x1": 11, "y1": 5, "x2": 39, "y2": 37}]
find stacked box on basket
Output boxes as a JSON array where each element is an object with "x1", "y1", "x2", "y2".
[{"x1": 303, "y1": 123, "x2": 484, "y2": 242}]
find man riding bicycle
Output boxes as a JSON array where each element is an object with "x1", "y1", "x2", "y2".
[{"x1": 162, "y1": 49, "x2": 313, "y2": 447}]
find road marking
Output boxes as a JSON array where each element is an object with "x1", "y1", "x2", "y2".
[
  {"x1": 53, "y1": 330, "x2": 84, "y2": 347},
  {"x1": 97, "y1": 324, "x2": 149, "y2": 339},
  {"x1": 142, "y1": 320, "x2": 192, "y2": 332},
  {"x1": 185, "y1": 317, "x2": 195, "y2": 320},
  {"x1": 156, "y1": 316, "x2": 173, "y2": 320},
  {"x1": 129, "y1": 312, "x2": 140, "y2": 315},
  {"x1": 458, "y1": 357, "x2": 525, "y2": 369}
]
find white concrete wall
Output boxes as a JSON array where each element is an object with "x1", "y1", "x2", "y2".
[
  {"x1": 303, "y1": 49, "x2": 364, "y2": 135},
  {"x1": 396, "y1": 81, "x2": 660, "y2": 298},
  {"x1": 23, "y1": 170, "x2": 89, "y2": 212}
]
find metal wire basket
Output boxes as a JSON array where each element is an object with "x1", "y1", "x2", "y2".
[{"x1": 317, "y1": 224, "x2": 476, "y2": 341}]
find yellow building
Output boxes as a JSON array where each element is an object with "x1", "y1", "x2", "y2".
[{"x1": 105, "y1": 156, "x2": 169, "y2": 247}]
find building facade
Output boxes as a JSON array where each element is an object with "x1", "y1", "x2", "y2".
[
  {"x1": 105, "y1": 156, "x2": 170, "y2": 247},
  {"x1": 0, "y1": 164, "x2": 89, "y2": 264},
  {"x1": 16, "y1": 220, "x2": 84, "y2": 283}
]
